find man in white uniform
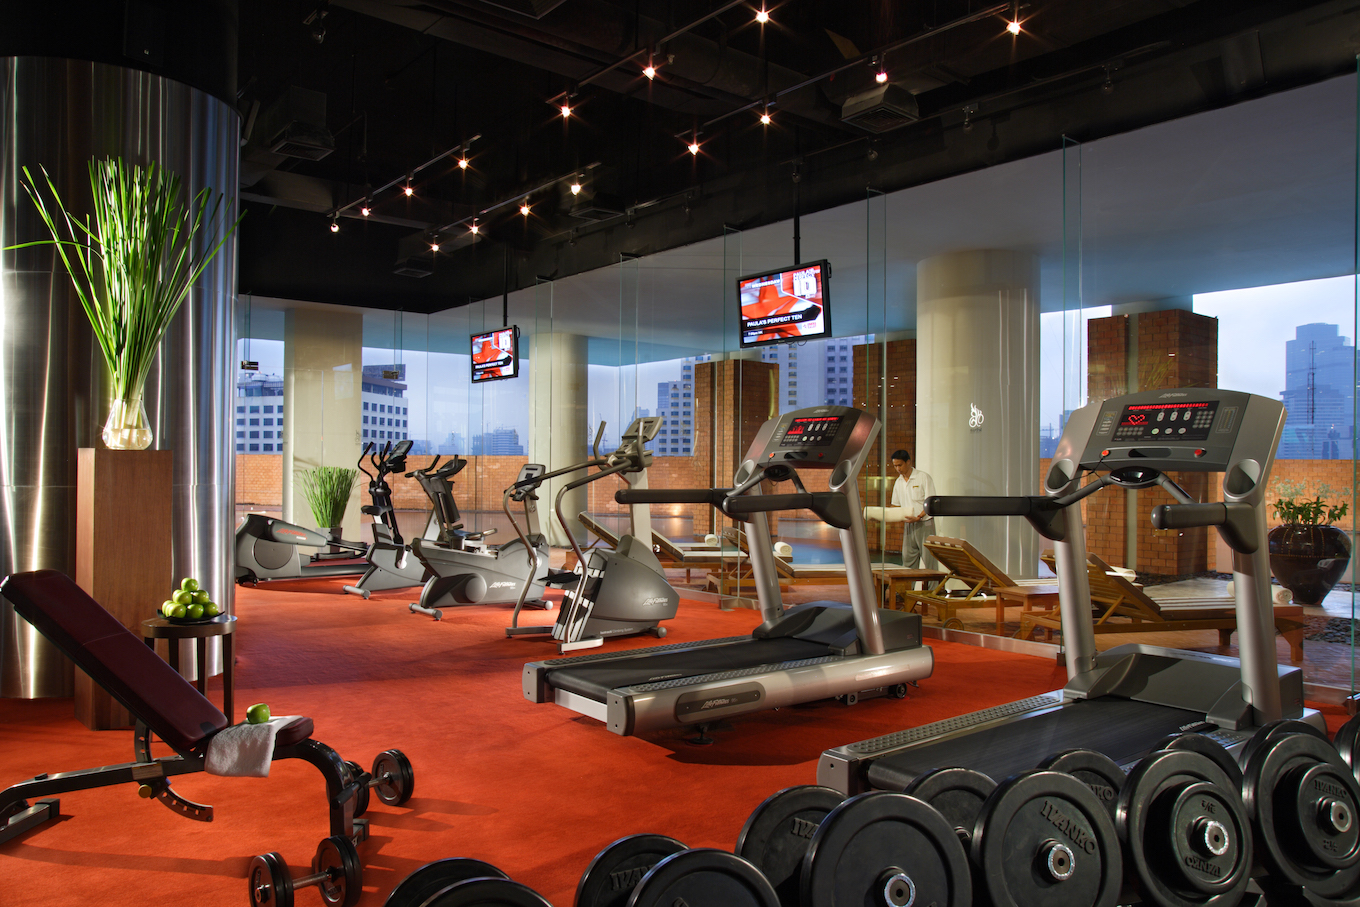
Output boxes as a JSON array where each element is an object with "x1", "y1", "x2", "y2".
[{"x1": 890, "y1": 449, "x2": 936, "y2": 568}]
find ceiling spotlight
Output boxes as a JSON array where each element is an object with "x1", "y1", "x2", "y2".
[
  {"x1": 1006, "y1": 18, "x2": 1022, "y2": 35},
  {"x1": 429, "y1": 235, "x2": 440, "y2": 253},
  {"x1": 687, "y1": 140, "x2": 700, "y2": 156},
  {"x1": 560, "y1": 103, "x2": 572, "y2": 119},
  {"x1": 875, "y1": 70, "x2": 889, "y2": 84},
  {"x1": 470, "y1": 220, "x2": 480, "y2": 235},
  {"x1": 360, "y1": 201, "x2": 371, "y2": 217},
  {"x1": 305, "y1": 4, "x2": 328, "y2": 44},
  {"x1": 520, "y1": 200, "x2": 531, "y2": 216},
  {"x1": 329, "y1": 215, "x2": 339, "y2": 233},
  {"x1": 644, "y1": 62, "x2": 656, "y2": 80},
  {"x1": 457, "y1": 156, "x2": 469, "y2": 170},
  {"x1": 570, "y1": 180, "x2": 582, "y2": 195},
  {"x1": 760, "y1": 108, "x2": 772, "y2": 125},
  {"x1": 403, "y1": 175, "x2": 413, "y2": 197},
  {"x1": 755, "y1": 8, "x2": 770, "y2": 24}
]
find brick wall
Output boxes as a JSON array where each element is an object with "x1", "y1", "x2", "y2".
[{"x1": 854, "y1": 338, "x2": 916, "y2": 554}]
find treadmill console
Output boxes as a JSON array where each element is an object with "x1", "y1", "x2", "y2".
[
  {"x1": 754, "y1": 405, "x2": 877, "y2": 470},
  {"x1": 1073, "y1": 388, "x2": 1270, "y2": 474}
]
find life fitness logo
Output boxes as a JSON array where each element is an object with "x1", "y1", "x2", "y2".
[{"x1": 969, "y1": 403, "x2": 984, "y2": 432}]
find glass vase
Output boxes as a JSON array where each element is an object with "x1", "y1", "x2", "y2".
[{"x1": 102, "y1": 392, "x2": 153, "y2": 450}]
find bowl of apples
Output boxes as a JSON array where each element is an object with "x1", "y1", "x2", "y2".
[{"x1": 159, "y1": 577, "x2": 222, "y2": 624}]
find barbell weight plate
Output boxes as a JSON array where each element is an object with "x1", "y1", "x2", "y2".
[
  {"x1": 972, "y1": 770, "x2": 1122, "y2": 907},
  {"x1": 1335, "y1": 713, "x2": 1360, "y2": 783},
  {"x1": 249, "y1": 851, "x2": 295, "y2": 907},
  {"x1": 1242, "y1": 729, "x2": 1360, "y2": 898},
  {"x1": 383, "y1": 859, "x2": 509, "y2": 907},
  {"x1": 1151, "y1": 733, "x2": 1244, "y2": 792},
  {"x1": 902, "y1": 766, "x2": 996, "y2": 848},
  {"x1": 422, "y1": 878, "x2": 554, "y2": 907},
  {"x1": 1034, "y1": 749, "x2": 1124, "y2": 821},
  {"x1": 575, "y1": 833, "x2": 688, "y2": 907},
  {"x1": 313, "y1": 835, "x2": 363, "y2": 907},
  {"x1": 801, "y1": 791, "x2": 971, "y2": 907},
  {"x1": 1118, "y1": 748, "x2": 1251, "y2": 907},
  {"x1": 735, "y1": 785, "x2": 844, "y2": 907},
  {"x1": 373, "y1": 749, "x2": 416, "y2": 806},
  {"x1": 1240, "y1": 720, "x2": 1330, "y2": 777},
  {"x1": 343, "y1": 760, "x2": 371, "y2": 818},
  {"x1": 626, "y1": 849, "x2": 779, "y2": 907}
]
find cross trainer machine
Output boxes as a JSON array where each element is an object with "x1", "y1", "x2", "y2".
[
  {"x1": 341, "y1": 440, "x2": 440, "y2": 597},
  {"x1": 522, "y1": 404, "x2": 933, "y2": 736},
  {"x1": 818, "y1": 387, "x2": 1323, "y2": 796},
  {"x1": 506, "y1": 417, "x2": 680, "y2": 652},
  {"x1": 406, "y1": 462, "x2": 562, "y2": 620},
  {"x1": 236, "y1": 439, "x2": 433, "y2": 586}
]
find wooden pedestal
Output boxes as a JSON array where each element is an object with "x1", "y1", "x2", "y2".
[{"x1": 75, "y1": 448, "x2": 173, "y2": 730}]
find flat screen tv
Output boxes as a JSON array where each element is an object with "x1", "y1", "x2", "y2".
[
  {"x1": 737, "y1": 259, "x2": 832, "y2": 349},
  {"x1": 470, "y1": 325, "x2": 520, "y2": 383}
]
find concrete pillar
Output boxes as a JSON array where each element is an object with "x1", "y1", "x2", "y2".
[
  {"x1": 917, "y1": 250, "x2": 1041, "y2": 579},
  {"x1": 530, "y1": 332, "x2": 589, "y2": 547},
  {"x1": 282, "y1": 308, "x2": 364, "y2": 543}
]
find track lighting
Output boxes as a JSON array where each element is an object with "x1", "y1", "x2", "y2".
[
  {"x1": 687, "y1": 138, "x2": 700, "y2": 156},
  {"x1": 570, "y1": 179, "x2": 582, "y2": 195},
  {"x1": 644, "y1": 61, "x2": 656, "y2": 80},
  {"x1": 755, "y1": 8, "x2": 769, "y2": 24},
  {"x1": 457, "y1": 156, "x2": 469, "y2": 170},
  {"x1": 360, "y1": 200, "x2": 371, "y2": 217},
  {"x1": 470, "y1": 220, "x2": 480, "y2": 235},
  {"x1": 329, "y1": 215, "x2": 339, "y2": 233},
  {"x1": 403, "y1": 174, "x2": 413, "y2": 197},
  {"x1": 560, "y1": 103, "x2": 572, "y2": 119},
  {"x1": 429, "y1": 235, "x2": 440, "y2": 253},
  {"x1": 1006, "y1": 18, "x2": 1022, "y2": 35},
  {"x1": 520, "y1": 200, "x2": 531, "y2": 216},
  {"x1": 760, "y1": 109, "x2": 771, "y2": 125},
  {"x1": 875, "y1": 70, "x2": 888, "y2": 84},
  {"x1": 1006, "y1": 1, "x2": 1022, "y2": 35}
]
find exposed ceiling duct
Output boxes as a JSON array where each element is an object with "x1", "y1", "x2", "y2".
[{"x1": 841, "y1": 83, "x2": 921, "y2": 133}]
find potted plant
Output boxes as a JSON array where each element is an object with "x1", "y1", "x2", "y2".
[
  {"x1": 15, "y1": 158, "x2": 240, "y2": 449},
  {"x1": 1268, "y1": 479, "x2": 1352, "y2": 605},
  {"x1": 297, "y1": 465, "x2": 360, "y2": 547}
]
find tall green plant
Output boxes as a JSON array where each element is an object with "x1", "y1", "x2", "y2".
[
  {"x1": 15, "y1": 158, "x2": 241, "y2": 402},
  {"x1": 1271, "y1": 478, "x2": 1351, "y2": 525},
  {"x1": 297, "y1": 466, "x2": 359, "y2": 529}
]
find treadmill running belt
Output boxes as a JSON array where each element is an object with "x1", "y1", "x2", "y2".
[
  {"x1": 544, "y1": 636, "x2": 832, "y2": 702},
  {"x1": 865, "y1": 696, "x2": 1207, "y2": 790}
]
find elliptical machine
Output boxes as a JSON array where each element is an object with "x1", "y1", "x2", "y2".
[
  {"x1": 340, "y1": 441, "x2": 439, "y2": 598},
  {"x1": 406, "y1": 462, "x2": 564, "y2": 620},
  {"x1": 236, "y1": 440, "x2": 421, "y2": 585},
  {"x1": 506, "y1": 417, "x2": 679, "y2": 653}
]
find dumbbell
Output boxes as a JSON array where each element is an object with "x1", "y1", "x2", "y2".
[
  {"x1": 576, "y1": 833, "x2": 779, "y2": 907},
  {"x1": 342, "y1": 749, "x2": 415, "y2": 818},
  {"x1": 249, "y1": 836, "x2": 362, "y2": 907},
  {"x1": 735, "y1": 784, "x2": 971, "y2": 907},
  {"x1": 383, "y1": 857, "x2": 552, "y2": 907}
]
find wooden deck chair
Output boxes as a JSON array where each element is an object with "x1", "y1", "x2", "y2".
[
  {"x1": 1019, "y1": 552, "x2": 1305, "y2": 663},
  {"x1": 896, "y1": 536, "x2": 1049, "y2": 626},
  {"x1": 574, "y1": 511, "x2": 727, "y2": 581},
  {"x1": 706, "y1": 527, "x2": 786, "y2": 595}
]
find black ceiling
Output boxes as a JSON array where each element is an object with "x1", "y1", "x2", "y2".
[{"x1": 223, "y1": 1, "x2": 1360, "y2": 310}]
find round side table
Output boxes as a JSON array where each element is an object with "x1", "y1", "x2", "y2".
[{"x1": 141, "y1": 614, "x2": 237, "y2": 723}]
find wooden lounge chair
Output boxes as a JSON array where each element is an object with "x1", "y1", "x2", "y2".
[
  {"x1": 1018, "y1": 552, "x2": 1305, "y2": 663},
  {"x1": 0, "y1": 569, "x2": 413, "y2": 902},
  {"x1": 573, "y1": 511, "x2": 729, "y2": 581},
  {"x1": 895, "y1": 535, "x2": 1051, "y2": 628}
]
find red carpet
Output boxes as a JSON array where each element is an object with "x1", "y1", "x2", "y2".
[{"x1": 0, "y1": 580, "x2": 1341, "y2": 906}]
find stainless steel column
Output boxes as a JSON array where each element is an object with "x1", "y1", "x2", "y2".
[{"x1": 0, "y1": 58, "x2": 239, "y2": 696}]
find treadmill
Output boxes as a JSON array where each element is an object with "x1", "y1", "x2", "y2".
[
  {"x1": 521, "y1": 404, "x2": 935, "y2": 737},
  {"x1": 818, "y1": 387, "x2": 1322, "y2": 795}
]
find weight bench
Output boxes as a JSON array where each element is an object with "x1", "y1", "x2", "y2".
[{"x1": 0, "y1": 569, "x2": 413, "y2": 906}]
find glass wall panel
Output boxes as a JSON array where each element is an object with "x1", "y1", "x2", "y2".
[{"x1": 1063, "y1": 73, "x2": 1357, "y2": 696}]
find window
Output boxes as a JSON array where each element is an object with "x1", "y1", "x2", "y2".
[
  {"x1": 264, "y1": 406, "x2": 273, "y2": 414},
  {"x1": 363, "y1": 429, "x2": 369, "y2": 438},
  {"x1": 249, "y1": 405, "x2": 260, "y2": 413},
  {"x1": 278, "y1": 408, "x2": 284, "y2": 417},
  {"x1": 263, "y1": 418, "x2": 273, "y2": 426},
  {"x1": 248, "y1": 443, "x2": 259, "y2": 452},
  {"x1": 249, "y1": 418, "x2": 260, "y2": 426},
  {"x1": 236, "y1": 418, "x2": 244, "y2": 426},
  {"x1": 235, "y1": 431, "x2": 244, "y2": 439},
  {"x1": 236, "y1": 406, "x2": 244, "y2": 414},
  {"x1": 235, "y1": 444, "x2": 244, "y2": 452},
  {"x1": 263, "y1": 444, "x2": 273, "y2": 452},
  {"x1": 262, "y1": 431, "x2": 272, "y2": 439},
  {"x1": 363, "y1": 415, "x2": 369, "y2": 424},
  {"x1": 248, "y1": 431, "x2": 259, "y2": 439},
  {"x1": 363, "y1": 402, "x2": 369, "y2": 411}
]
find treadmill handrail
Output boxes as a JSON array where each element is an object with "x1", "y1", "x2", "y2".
[
  {"x1": 725, "y1": 492, "x2": 854, "y2": 530},
  {"x1": 616, "y1": 488, "x2": 730, "y2": 506},
  {"x1": 1152, "y1": 501, "x2": 1259, "y2": 553},
  {"x1": 924, "y1": 494, "x2": 1069, "y2": 541}
]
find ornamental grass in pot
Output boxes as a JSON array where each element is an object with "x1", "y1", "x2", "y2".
[
  {"x1": 1268, "y1": 479, "x2": 1352, "y2": 605},
  {"x1": 297, "y1": 465, "x2": 360, "y2": 545},
  {"x1": 15, "y1": 158, "x2": 240, "y2": 449}
]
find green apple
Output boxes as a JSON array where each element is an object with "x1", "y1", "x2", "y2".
[
  {"x1": 161, "y1": 600, "x2": 176, "y2": 617},
  {"x1": 186, "y1": 603, "x2": 204, "y2": 620},
  {"x1": 246, "y1": 702, "x2": 271, "y2": 725},
  {"x1": 180, "y1": 577, "x2": 199, "y2": 593},
  {"x1": 203, "y1": 601, "x2": 221, "y2": 618},
  {"x1": 191, "y1": 590, "x2": 210, "y2": 605},
  {"x1": 169, "y1": 603, "x2": 188, "y2": 619},
  {"x1": 172, "y1": 589, "x2": 192, "y2": 606}
]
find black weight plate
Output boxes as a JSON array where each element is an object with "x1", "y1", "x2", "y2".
[
  {"x1": 314, "y1": 835, "x2": 363, "y2": 907},
  {"x1": 1152, "y1": 733, "x2": 1244, "y2": 792},
  {"x1": 384, "y1": 859, "x2": 509, "y2": 907},
  {"x1": 576, "y1": 834, "x2": 688, "y2": 907},
  {"x1": 344, "y1": 760, "x2": 371, "y2": 818},
  {"x1": 1240, "y1": 720, "x2": 1330, "y2": 776},
  {"x1": 735, "y1": 785, "x2": 844, "y2": 907},
  {"x1": 627, "y1": 849, "x2": 778, "y2": 907},
  {"x1": 1118, "y1": 748, "x2": 1251, "y2": 907},
  {"x1": 903, "y1": 766, "x2": 996, "y2": 847},
  {"x1": 1335, "y1": 713, "x2": 1360, "y2": 782},
  {"x1": 802, "y1": 791, "x2": 971, "y2": 907},
  {"x1": 249, "y1": 851, "x2": 295, "y2": 907},
  {"x1": 1243, "y1": 729, "x2": 1360, "y2": 898},
  {"x1": 1035, "y1": 750, "x2": 1124, "y2": 821},
  {"x1": 424, "y1": 878, "x2": 554, "y2": 907},
  {"x1": 374, "y1": 749, "x2": 416, "y2": 806},
  {"x1": 972, "y1": 770, "x2": 1122, "y2": 907}
]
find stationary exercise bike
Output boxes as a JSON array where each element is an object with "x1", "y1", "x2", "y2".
[
  {"x1": 340, "y1": 441, "x2": 439, "y2": 598},
  {"x1": 406, "y1": 460, "x2": 566, "y2": 620},
  {"x1": 506, "y1": 417, "x2": 679, "y2": 653}
]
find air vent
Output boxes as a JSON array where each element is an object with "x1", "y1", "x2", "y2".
[
  {"x1": 268, "y1": 122, "x2": 334, "y2": 161},
  {"x1": 393, "y1": 258, "x2": 433, "y2": 278},
  {"x1": 569, "y1": 193, "x2": 623, "y2": 222},
  {"x1": 841, "y1": 83, "x2": 920, "y2": 133}
]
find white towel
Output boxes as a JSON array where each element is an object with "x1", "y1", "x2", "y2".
[
  {"x1": 205, "y1": 716, "x2": 301, "y2": 778},
  {"x1": 863, "y1": 506, "x2": 907, "y2": 524}
]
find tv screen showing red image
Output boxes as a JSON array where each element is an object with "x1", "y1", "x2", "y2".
[
  {"x1": 737, "y1": 260, "x2": 832, "y2": 348},
  {"x1": 470, "y1": 325, "x2": 520, "y2": 383}
]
